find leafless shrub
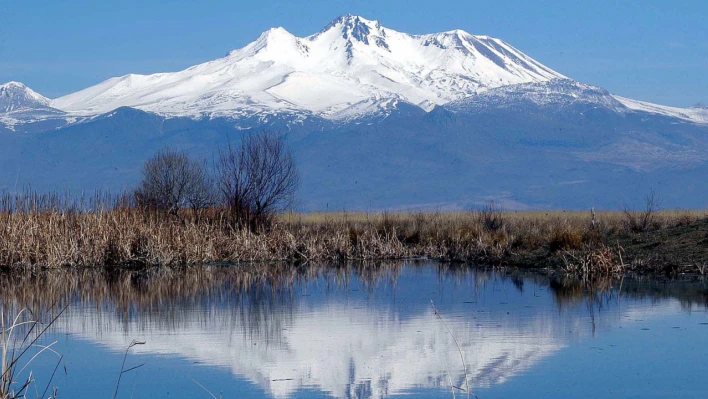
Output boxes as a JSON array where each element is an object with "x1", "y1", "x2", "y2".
[
  {"x1": 477, "y1": 201, "x2": 504, "y2": 232},
  {"x1": 623, "y1": 190, "x2": 660, "y2": 233},
  {"x1": 134, "y1": 148, "x2": 213, "y2": 216},
  {"x1": 217, "y1": 131, "x2": 299, "y2": 231}
]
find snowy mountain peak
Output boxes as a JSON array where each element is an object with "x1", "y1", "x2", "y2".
[
  {"x1": 1, "y1": 81, "x2": 27, "y2": 89},
  {"x1": 325, "y1": 14, "x2": 383, "y2": 43},
  {"x1": 226, "y1": 26, "x2": 300, "y2": 59},
  {"x1": 252, "y1": 26, "x2": 296, "y2": 48},
  {"x1": 324, "y1": 14, "x2": 380, "y2": 31},
  {"x1": 51, "y1": 16, "x2": 568, "y2": 118},
  {"x1": 254, "y1": 26, "x2": 292, "y2": 43},
  {"x1": 0, "y1": 81, "x2": 51, "y2": 113},
  {"x1": 312, "y1": 14, "x2": 391, "y2": 57}
]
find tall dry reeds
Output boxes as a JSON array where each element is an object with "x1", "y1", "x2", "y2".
[{"x1": 0, "y1": 190, "x2": 705, "y2": 274}]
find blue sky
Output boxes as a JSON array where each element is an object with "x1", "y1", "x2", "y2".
[{"x1": 1, "y1": 0, "x2": 706, "y2": 107}]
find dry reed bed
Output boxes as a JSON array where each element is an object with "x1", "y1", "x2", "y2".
[{"x1": 0, "y1": 208, "x2": 705, "y2": 272}]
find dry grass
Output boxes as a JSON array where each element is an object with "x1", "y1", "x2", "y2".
[
  {"x1": 561, "y1": 244, "x2": 626, "y2": 279},
  {"x1": 0, "y1": 198, "x2": 706, "y2": 274}
]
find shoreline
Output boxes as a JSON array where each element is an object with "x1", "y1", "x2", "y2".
[{"x1": 2, "y1": 209, "x2": 708, "y2": 279}]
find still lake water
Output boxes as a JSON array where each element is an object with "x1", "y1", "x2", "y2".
[{"x1": 3, "y1": 263, "x2": 708, "y2": 399}]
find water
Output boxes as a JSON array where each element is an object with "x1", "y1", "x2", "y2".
[{"x1": 2, "y1": 263, "x2": 708, "y2": 399}]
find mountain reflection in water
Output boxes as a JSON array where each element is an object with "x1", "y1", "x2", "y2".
[{"x1": 1, "y1": 263, "x2": 707, "y2": 399}]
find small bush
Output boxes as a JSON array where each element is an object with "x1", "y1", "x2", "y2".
[
  {"x1": 549, "y1": 225, "x2": 584, "y2": 252},
  {"x1": 583, "y1": 224, "x2": 605, "y2": 247},
  {"x1": 477, "y1": 202, "x2": 505, "y2": 232},
  {"x1": 623, "y1": 190, "x2": 660, "y2": 233}
]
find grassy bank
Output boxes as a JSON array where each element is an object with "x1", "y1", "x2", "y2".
[{"x1": 1, "y1": 203, "x2": 707, "y2": 277}]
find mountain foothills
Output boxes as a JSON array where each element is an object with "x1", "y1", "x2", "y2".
[{"x1": 2, "y1": 15, "x2": 708, "y2": 210}]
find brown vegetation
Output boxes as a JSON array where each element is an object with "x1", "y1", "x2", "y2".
[{"x1": 1, "y1": 192, "x2": 706, "y2": 277}]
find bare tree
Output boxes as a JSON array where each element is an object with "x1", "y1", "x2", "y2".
[
  {"x1": 217, "y1": 131, "x2": 299, "y2": 230},
  {"x1": 135, "y1": 148, "x2": 213, "y2": 216},
  {"x1": 185, "y1": 160, "x2": 214, "y2": 216}
]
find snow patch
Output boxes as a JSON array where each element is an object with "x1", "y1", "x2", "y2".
[{"x1": 614, "y1": 96, "x2": 708, "y2": 125}]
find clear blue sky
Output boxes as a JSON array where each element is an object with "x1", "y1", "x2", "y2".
[{"x1": 1, "y1": 0, "x2": 706, "y2": 107}]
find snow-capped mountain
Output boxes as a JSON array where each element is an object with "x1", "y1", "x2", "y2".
[
  {"x1": 0, "y1": 81, "x2": 66, "y2": 132},
  {"x1": 4, "y1": 14, "x2": 707, "y2": 127},
  {"x1": 50, "y1": 15, "x2": 565, "y2": 119},
  {"x1": 0, "y1": 81, "x2": 52, "y2": 112},
  {"x1": 2, "y1": 15, "x2": 708, "y2": 210}
]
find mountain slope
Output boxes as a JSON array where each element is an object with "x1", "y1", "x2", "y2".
[
  {"x1": 3, "y1": 89, "x2": 708, "y2": 210},
  {"x1": 51, "y1": 15, "x2": 565, "y2": 119},
  {"x1": 447, "y1": 79, "x2": 627, "y2": 113}
]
